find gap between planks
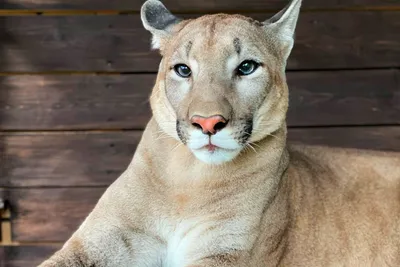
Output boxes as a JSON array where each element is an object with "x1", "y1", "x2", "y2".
[
  {"x1": 0, "y1": 241, "x2": 63, "y2": 246},
  {"x1": 0, "y1": 71, "x2": 157, "y2": 76},
  {"x1": 0, "y1": 67, "x2": 398, "y2": 76},
  {"x1": 0, "y1": 6, "x2": 399, "y2": 16},
  {"x1": 0, "y1": 125, "x2": 399, "y2": 135}
]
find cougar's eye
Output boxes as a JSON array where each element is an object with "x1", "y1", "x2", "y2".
[
  {"x1": 237, "y1": 60, "x2": 260, "y2": 76},
  {"x1": 174, "y1": 64, "x2": 192, "y2": 78}
]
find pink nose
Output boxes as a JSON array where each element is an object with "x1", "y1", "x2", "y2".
[{"x1": 190, "y1": 115, "x2": 227, "y2": 135}]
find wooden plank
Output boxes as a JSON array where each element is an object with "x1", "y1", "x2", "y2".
[
  {"x1": 0, "y1": 16, "x2": 156, "y2": 72},
  {"x1": 0, "y1": 132, "x2": 141, "y2": 187},
  {"x1": 1, "y1": 126, "x2": 400, "y2": 188},
  {"x1": 288, "y1": 127, "x2": 400, "y2": 150},
  {"x1": 0, "y1": 245, "x2": 61, "y2": 267},
  {"x1": 7, "y1": 187, "x2": 106, "y2": 242},
  {"x1": 287, "y1": 70, "x2": 400, "y2": 126},
  {"x1": 1, "y1": 0, "x2": 398, "y2": 11},
  {"x1": 0, "y1": 12, "x2": 398, "y2": 72},
  {"x1": 2, "y1": 127, "x2": 400, "y2": 241},
  {"x1": 0, "y1": 70, "x2": 398, "y2": 130},
  {"x1": 0, "y1": 75, "x2": 153, "y2": 130}
]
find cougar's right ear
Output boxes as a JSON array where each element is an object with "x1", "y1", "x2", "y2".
[{"x1": 141, "y1": 0, "x2": 181, "y2": 50}]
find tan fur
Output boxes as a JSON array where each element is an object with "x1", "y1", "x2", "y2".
[{"x1": 39, "y1": 0, "x2": 400, "y2": 266}]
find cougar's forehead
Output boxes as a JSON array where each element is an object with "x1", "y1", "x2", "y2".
[{"x1": 167, "y1": 15, "x2": 267, "y2": 61}]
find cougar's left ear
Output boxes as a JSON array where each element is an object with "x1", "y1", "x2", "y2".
[
  {"x1": 263, "y1": 0, "x2": 302, "y2": 62},
  {"x1": 141, "y1": 0, "x2": 181, "y2": 50}
]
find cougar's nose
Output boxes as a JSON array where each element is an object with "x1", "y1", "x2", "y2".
[{"x1": 190, "y1": 115, "x2": 228, "y2": 135}]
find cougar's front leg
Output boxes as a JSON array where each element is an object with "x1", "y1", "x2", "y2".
[
  {"x1": 38, "y1": 237, "x2": 89, "y2": 267},
  {"x1": 38, "y1": 222, "x2": 164, "y2": 267}
]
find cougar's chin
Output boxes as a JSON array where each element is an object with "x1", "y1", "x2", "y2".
[
  {"x1": 191, "y1": 147, "x2": 242, "y2": 165},
  {"x1": 187, "y1": 129, "x2": 243, "y2": 165}
]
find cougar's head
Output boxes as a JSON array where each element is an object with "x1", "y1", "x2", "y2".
[{"x1": 141, "y1": 0, "x2": 302, "y2": 165}]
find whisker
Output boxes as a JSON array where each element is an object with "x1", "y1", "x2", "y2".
[
  {"x1": 249, "y1": 142, "x2": 262, "y2": 149},
  {"x1": 157, "y1": 122, "x2": 177, "y2": 126},
  {"x1": 246, "y1": 143, "x2": 258, "y2": 154},
  {"x1": 250, "y1": 129, "x2": 282, "y2": 141},
  {"x1": 266, "y1": 133, "x2": 282, "y2": 140},
  {"x1": 155, "y1": 135, "x2": 174, "y2": 141},
  {"x1": 155, "y1": 130, "x2": 175, "y2": 136},
  {"x1": 171, "y1": 142, "x2": 184, "y2": 153},
  {"x1": 243, "y1": 131, "x2": 253, "y2": 137},
  {"x1": 155, "y1": 132, "x2": 168, "y2": 137}
]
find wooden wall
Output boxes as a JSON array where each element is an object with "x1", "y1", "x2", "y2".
[{"x1": 0, "y1": 0, "x2": 399, "y2": 265}]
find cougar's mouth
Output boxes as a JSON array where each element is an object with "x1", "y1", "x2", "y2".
[
  {"x1": 198, "y1": 137, "x2": 238, "y2": 153},
  {"x1": 174, "y1": 118, "x2": 254, "y2": 164},
  {"x1": 205, "y1": 144, "x2": 217, "y2": 152}
]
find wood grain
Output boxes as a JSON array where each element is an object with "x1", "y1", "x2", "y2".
[
  {"x1": 287, "y1": 70, "x2": 400, "y2": 126},
  {"x1": 0, "y1": 70, "x2": 398, "y2": 130},
  {"x1": 0, "y1": 132, "x2": 141, "y2": 187},
  {"x1": 1, "y1": 127, "x2": 399, "y2": 188},
  {"x1": 0, "y1": 75, "x2": 153, "y2": 130},
  {"x1": 2, "y1": 0, "x2": 398, "y2": 11},
  {"x1": 0, "y1": 12, "x2": 398, "y2": 72},
  {"x1": 288, "y1": 127, "x2": 400, "y2": 150},
  {"x1": 0, "y1": 245, "x2": 61, "y2": 267},
  {"x1": 6, "y1": 187, "x2": 106, "y2": 242}
]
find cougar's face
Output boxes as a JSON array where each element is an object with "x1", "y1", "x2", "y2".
[
  {"x1": 154, "y1": 16, "x2": 286, "y2": 164},
  {"x1": 142, "y1": 0, "x2": 301, "y2": 165}
]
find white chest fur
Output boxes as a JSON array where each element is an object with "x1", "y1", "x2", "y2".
[{"x1": 158, "y1": 216, "x2": 255, "y2": 267}]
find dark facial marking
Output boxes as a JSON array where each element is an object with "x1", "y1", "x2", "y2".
[
  {"x1": 176, "y1": 120, "x2": 187, "y2": 144},
  {"x1": 233, "y1": 38, "x2": 241, "y2": 55},
  {"x1": 242, "y1": 119, "x2": 253, "y2": 144},
  {"x1": 207, "y1": 18, "x2": 218, "y2": 46},
  {"x1": 186, "y1": 41, "x2": 193, "y2": 57}
]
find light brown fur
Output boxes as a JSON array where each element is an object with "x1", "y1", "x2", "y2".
[{"x1": 39, "y1": 0, "x2": 400, "y2": 266}]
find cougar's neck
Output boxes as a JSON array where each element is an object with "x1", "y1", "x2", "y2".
[
  {"x1": 133, "y1": 118, "x2": 289, "y2": 188},
  {"x1": 131, "y1": 118, "x2": 291, "y2": 261}
]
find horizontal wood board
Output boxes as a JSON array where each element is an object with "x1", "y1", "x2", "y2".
[
  {"x1": 1, "y1": 0, "x2": 399, "y2": 11},
  {"x1": 0, "y1": 75, "x2": 153, "y2": 130},
  {"x1": 0, "y1": 70, "x2": 398, "y2": 130},
  {"x1": 0, "y1": 12, "x2": 399, "y2": 72},
  {"x1": 0, "y1": 132, "x2": 141, "y2": 187},
  {"x1": 1, "y1": 127, "x2": 399, "y2": 188},
  {"x1": 0, "y1": 187, "x2": 106, "y2": 242},
  {"x1": 0, "y1": 245, "x2": 61, "y2": 267}
]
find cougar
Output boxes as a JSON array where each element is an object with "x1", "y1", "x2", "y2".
[{"x1": 39, "y1": 0, "x2": 400, "y2": 266}]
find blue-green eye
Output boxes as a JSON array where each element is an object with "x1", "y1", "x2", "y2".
[
  {"x1": 174, "y1": 64, "x2": 192, "y2": 78},
  {"x1": 237, "y1": 60, "x2": 260, "y2": 76}
]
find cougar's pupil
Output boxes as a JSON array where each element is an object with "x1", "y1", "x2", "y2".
[
  {"x1": 238, "y1": 60, "x2": 259, "y2": 76},
  {"x1": 174, "y1": 64, "x2": 192, "y2": 78}
]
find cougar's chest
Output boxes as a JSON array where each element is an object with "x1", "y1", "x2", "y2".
[
  {"x1": 155, "y1": 214, "x2": 254, "y2": 267},
  {"x1": 152, "y1": 180, "x2": 258, "y2": 266},
  {"x1": 161, "y1": 218, "x2": 207, "y2": 267}
]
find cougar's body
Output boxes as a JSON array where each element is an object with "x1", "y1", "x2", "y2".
[{"x1": 39, "y1": 0, "x2": 400, "y2": 266}]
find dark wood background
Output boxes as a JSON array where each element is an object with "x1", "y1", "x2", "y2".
[{"x1": 0, "y1": 0, "x2": 399, "y2": 265}]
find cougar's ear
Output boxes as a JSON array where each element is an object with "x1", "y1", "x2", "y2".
[
  {"x1": 141, "y1": 0, "x2": 181, "y2": 50},
  {"x1": 263, "y1": 0, "x2": 302, "y2": 62}
]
